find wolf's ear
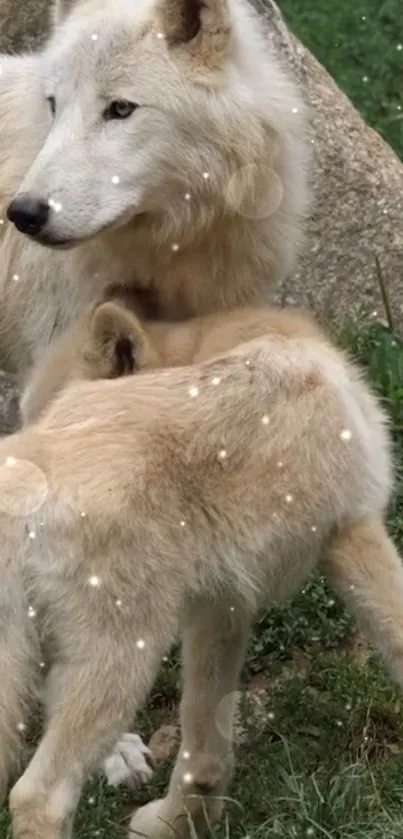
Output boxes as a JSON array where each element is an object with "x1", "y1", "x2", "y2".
[
  {"x1": 158, "y1": 0, "x2": 231, "y2": 55},
  {"x1": 87, "y1": 302, "x2": 145, "y2": 377}
]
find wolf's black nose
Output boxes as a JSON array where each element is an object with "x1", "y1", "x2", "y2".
[{"x1": 7, "y1": 194, "x2": 49, "y2": 236}]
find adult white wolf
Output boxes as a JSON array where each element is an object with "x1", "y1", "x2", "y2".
[{"x1": 0, "y1": 0, "x2": 309, "y2": 377}]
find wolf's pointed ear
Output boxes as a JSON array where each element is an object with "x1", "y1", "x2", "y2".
[
  {"x1": 87, "y1": 302, "x2": 146, "y2": 377},
  {"x1": 158, "y1": 0, "x2": 231, "y2": 55}
]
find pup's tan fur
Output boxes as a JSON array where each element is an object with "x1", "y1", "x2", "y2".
[
  {"x1": 21, "y1": 291, "x2": 322, "y2": 424},
  {"x1": 2, "y1": 302, "x2": 402, "y2": 839},
  {"x1": 0, "y1": 0, "x2": 310, "y2": 379}
]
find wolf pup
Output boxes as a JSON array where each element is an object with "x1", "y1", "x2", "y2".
[
  {"x1": 21, "y1": 293, "x2": 322, "y2": 423},
  {"x1": 1, "y1": 301, "x2": 401, "y2": 839}
]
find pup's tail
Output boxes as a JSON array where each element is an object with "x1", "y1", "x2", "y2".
[{"x1": 323, "y1": 514, "x2": 403, "y2": 689}]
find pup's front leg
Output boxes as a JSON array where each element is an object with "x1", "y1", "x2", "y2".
[
  {"x1": 9, "y1": 632, "x2": 166, "y2": 839},
  {"x1": 0, "y1": 530, "x2": 41, "y2": 805}
]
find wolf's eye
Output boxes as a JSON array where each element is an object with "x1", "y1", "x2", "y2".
[
  {"x1": 47, "y1": 96, "x2": 56, "y2": 117},
  {"x1": 103, "y1": 100, "x2": 138, "y2": 120}
]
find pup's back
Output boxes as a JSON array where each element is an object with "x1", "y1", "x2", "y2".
[
  {"x1": 21, "y1": 299, "x2": 326, "y2": 425},
  {"x1": 165, "y1": 306, "x2": 325, "y2": 364}
]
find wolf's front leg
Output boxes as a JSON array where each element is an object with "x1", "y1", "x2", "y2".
[
  {"x1": 9, "y1": 630, "x2": 165, "y2": 839},
  {"x1": 130, "y1": 598, "x2": 251, "y2": 839}
]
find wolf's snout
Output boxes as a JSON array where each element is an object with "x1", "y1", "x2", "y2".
[{"x1": 7, "y1": 194, "x2": 50, "y2": 237}]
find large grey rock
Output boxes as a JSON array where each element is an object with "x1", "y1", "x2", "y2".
[
  {"x1": 0, "y1": 0, "x2": 50, "y2": 52},
  {"x1": 251, "y1": 0, "x2": 403, "y2": 327}
]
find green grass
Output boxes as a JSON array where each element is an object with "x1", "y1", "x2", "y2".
[{"x1": 279, "y1": 0, "x2": 403, "y2": 160}]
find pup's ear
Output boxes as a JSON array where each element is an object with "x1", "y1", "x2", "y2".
[
  {"x1": 157, "y1": 0, "x2": 231, "y2": 59},
  {"x1": 86, "y1": 302, "x2": 146, "y2": 378}
]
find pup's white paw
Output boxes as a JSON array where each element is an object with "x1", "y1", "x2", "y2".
[{"x1": 102, "y1": 732, "x2": 154, "y2": 788}]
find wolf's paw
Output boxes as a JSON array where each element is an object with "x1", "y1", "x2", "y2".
[
  {"x1": 102, "y1": 732, "x2": 155, "y2": 788},
  {"x1": 129, "y1": 799, "x2": 184, "y2": 839}
]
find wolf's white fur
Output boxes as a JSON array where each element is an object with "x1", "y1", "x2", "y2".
[{"x1": 0, "y1": 0, "x2": 309, "y2": 375}]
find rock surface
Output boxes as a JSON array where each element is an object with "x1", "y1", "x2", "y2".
[
  {"x1": 0, "y1": 0, "x2": 50, "y2": 52},
  {"x1": 0, "y1": 0, "x2": 402, "y2": 434},
  {"x1": 251, "y1": 0, "x2": 403, "y2": 327}
]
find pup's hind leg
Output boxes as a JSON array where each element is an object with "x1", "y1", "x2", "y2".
[
  {"x1": 0, "y1": 564, "x2": 40, "y2": 803},
  {"x1": 130, "y1": 598, "x2": 251, "y2": 839},
  {"x1": 323, "y1": 514, "x2": 403, "y2": 687},
  {"x1": 9, "y1": 629, "x2": 166, "y2": 839}
]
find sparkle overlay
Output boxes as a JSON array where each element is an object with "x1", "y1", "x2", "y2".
[{"x1": 49, "y1": 199, "x2": 62, "y2": 213}]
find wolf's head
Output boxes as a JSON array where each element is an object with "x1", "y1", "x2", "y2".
[{"x1": 7, "y1": 0, "x2": 307, "y2": 250}]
